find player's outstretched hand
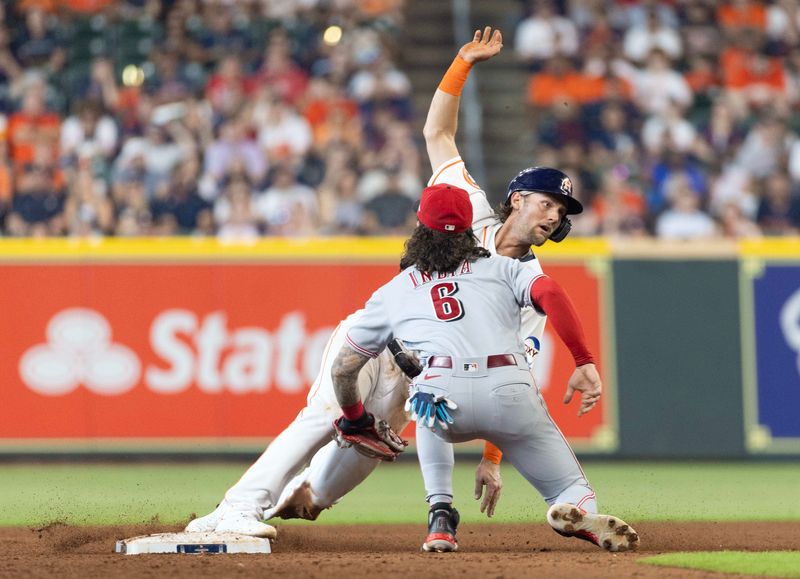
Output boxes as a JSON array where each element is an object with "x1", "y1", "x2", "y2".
[
  {"x1": 458, "y1": 26, "x2": 503, "y2": 64},
  {"x1": 474, "y1": 458, "x2": 503, "y2": 518},
  {"x1": 563, "y1": 363, "x2": 602, "y2": 416}
]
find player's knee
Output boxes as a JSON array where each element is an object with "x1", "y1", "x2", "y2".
[{"x1": 308, "y1": 485, "x2": 338, "y2": 510}]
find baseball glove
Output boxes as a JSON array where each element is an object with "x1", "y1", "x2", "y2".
[{"x1": 333, "y1": 412, "x2": 408, "y2": 461}]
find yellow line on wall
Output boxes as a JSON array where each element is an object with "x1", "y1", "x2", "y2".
[
  {"x1": 0, "y1": 237, "x2": 612, "y2": 261},
  {"x1": 5, "y1": 237, "x2": 800, "y2": 260},
  {"x1": 739, "y1": 238, "x2": 800, "y2": 259},
  {"x1": 0, "y1": 237, "x2": 404, "y2": 261}
]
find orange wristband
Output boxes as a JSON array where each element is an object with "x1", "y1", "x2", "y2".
[
  {"x1": 482, "y1": 441, "x2": 503, "y2": 465},
  {"x1": 438, "y1": 56, "x2": 473, "y2": 96}
]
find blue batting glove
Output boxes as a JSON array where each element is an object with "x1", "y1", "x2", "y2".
[{"x1": 404, "y1": 390, "x2": 458, "y2": 430}]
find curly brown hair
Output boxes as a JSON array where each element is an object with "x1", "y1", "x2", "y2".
[{"x1": 399, "y1": 225, "x2": 490, "y2": 274}]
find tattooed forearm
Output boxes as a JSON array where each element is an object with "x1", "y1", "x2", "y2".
[{"x1": 331, "y1": 345, "x2": 371, "y2": 407}]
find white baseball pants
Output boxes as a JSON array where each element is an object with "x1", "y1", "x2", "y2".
[{"x1": 221, "y1": 323, "x2": 410, "y2": 518}]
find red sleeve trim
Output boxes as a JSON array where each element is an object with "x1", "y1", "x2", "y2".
[
  {"x1": 345, "y1": 334, "x2": 379, "y2": 358},
  {"x1": 530, "y1": 276, "x2": 595, "y2": 366}
]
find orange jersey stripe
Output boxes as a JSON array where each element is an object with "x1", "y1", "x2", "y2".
[{"x1": 430, "y1": 158, "x2": 462, "y2": 185}]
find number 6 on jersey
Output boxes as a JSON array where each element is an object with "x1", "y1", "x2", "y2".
[{"x1": 430, "y1": 282, "x2": 464, "y2": 321}]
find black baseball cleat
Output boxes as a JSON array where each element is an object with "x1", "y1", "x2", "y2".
[{"x1": 422, "y1": 502, "x2": 460, "y2": 552}]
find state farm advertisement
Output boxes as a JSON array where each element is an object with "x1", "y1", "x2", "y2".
[{"x1": 0, "y1": 262, "x2": 609, "y2": 445}]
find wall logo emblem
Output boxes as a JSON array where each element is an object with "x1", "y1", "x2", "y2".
[
  {"x1": 19, "y1": 308, "x2": 141, "y2": 396},
  {"x1": 780, "y1": 287, "x2": 800, "y2": 377}
]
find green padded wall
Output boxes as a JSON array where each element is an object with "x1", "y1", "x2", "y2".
[{"x1": 613, "y1": 260, "x2": 745, "y2": 457}]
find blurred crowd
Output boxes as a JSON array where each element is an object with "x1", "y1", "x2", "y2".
[
  {"x1": 1, "y1": 0, "x2": 799, "y2": 240},
  {"x1": 0, "y1": 0, "x2": 420, "y2": 238},
  {"x1": 518, "y1": 0, "x2": 800, "y2": 238}
]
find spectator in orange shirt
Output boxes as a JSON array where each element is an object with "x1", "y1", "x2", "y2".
[
  {"x1": 17, "y1": 0, "x2": 56, "y2": 13},
  {"x1": 528, "y1": 56, "x2": 588, "y2": 108},
  {"x1": 358, "y1": 0, "x2": 404, "y2": 18},
  {"x1": 302, "y1": 77, "x2": 361, "y2": 149},
  {"x1": 7, "y1": 80, "x2": 60, "y2": 170},
  {"x1": 528, "y1": 54, "x2": 618, "y2": 111},
  {"x1": 62, "y1": 0, "x2": 114, "y2": 14},
  {"x1": 718, "y1": 0, "x2": 767, "y2": 31},
  {"x1": 684, "y1": 55, "x2": 720, "y2": 96},
  {"x1": 721, "y1": 31, "x2": 789, "y2": 110}
]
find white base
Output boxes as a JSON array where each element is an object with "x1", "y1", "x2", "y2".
[{"x1": 115, "y1": 532, "x2": 271, "y2": 555}]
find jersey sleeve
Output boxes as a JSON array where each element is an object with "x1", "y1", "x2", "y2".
[
  {"x1": 345, "y1": 288, "x2": 393, "y2": 358},
  {"x1": 428, "y1": 156, "x2": 498, "y2": 230},
  {"x1": 504, "y1": 257, "x2": 544, "y2": 309}
]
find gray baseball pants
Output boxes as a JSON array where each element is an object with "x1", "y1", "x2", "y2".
[{"x1": 415, "y1": 353, "x2": 597, "y2": 512}]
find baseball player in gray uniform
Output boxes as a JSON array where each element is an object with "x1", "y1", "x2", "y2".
[
  {"x1": 186, "y1": 26, "x2": 630, "y2": 547},
  {"x1": 331, "y1": 183, "x2": 639, "y2": 553}
]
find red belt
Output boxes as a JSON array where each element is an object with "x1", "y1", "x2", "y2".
[{"x1": 428, "y1": 354, "x2": 517, "y2": 369}]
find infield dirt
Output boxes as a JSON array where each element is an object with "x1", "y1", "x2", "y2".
[{"x1": 2, "y1": 521, "x2": 798, "y2": 578}]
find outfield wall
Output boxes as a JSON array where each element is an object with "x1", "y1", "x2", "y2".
[{"x1": 1, "y1": 238, "x2": 798, "y2": 458}]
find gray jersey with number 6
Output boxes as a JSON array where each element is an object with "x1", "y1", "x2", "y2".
[{"x1": 346, "y1": 255, "x2": 543, "y2": 360}]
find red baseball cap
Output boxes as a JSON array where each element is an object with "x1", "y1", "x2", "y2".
[{"x1": 417, "y1": 184, "x2": 473, "y2": 233}]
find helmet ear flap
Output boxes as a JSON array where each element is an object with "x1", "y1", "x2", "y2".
[{"x1": 549, "y1": 217, "x2": 571, "y2": 243}]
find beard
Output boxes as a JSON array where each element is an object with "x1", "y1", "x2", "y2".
[{"x1": 528, "y1": 226, "x2": 549, "y2": 247}]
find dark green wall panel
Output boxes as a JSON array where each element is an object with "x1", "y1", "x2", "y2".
[{"x1": 613, "y1": 260, "x2": 745, "y2": 457}]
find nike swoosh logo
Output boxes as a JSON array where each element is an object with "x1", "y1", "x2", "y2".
[{"x1": 423, "y1": 373, "x2": 442, "y2": 380}]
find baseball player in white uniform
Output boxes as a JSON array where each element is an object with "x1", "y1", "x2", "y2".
[
  {"x1": 330, "y1": 183, "x2": 639, "y2": 553},
  {"x1": 184, "y1": 315, "x2": 413, "y2": 537}
]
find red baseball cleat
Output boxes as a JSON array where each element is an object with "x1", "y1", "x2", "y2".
[{"x1": 422, "y1": 503, "x2": 459, "y2": 552}]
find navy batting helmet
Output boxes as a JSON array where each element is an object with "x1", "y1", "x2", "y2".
[
  {"x1": 505, "y1": 167, "x2": 582, "y2": 243},
  {"x1": 506, "y1": 167, "x2": 583, "y2": 215}
]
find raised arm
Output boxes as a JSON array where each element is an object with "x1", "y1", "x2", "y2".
[{"x1": 423, "y1": 27, "x2": 503, "y2": 172}]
